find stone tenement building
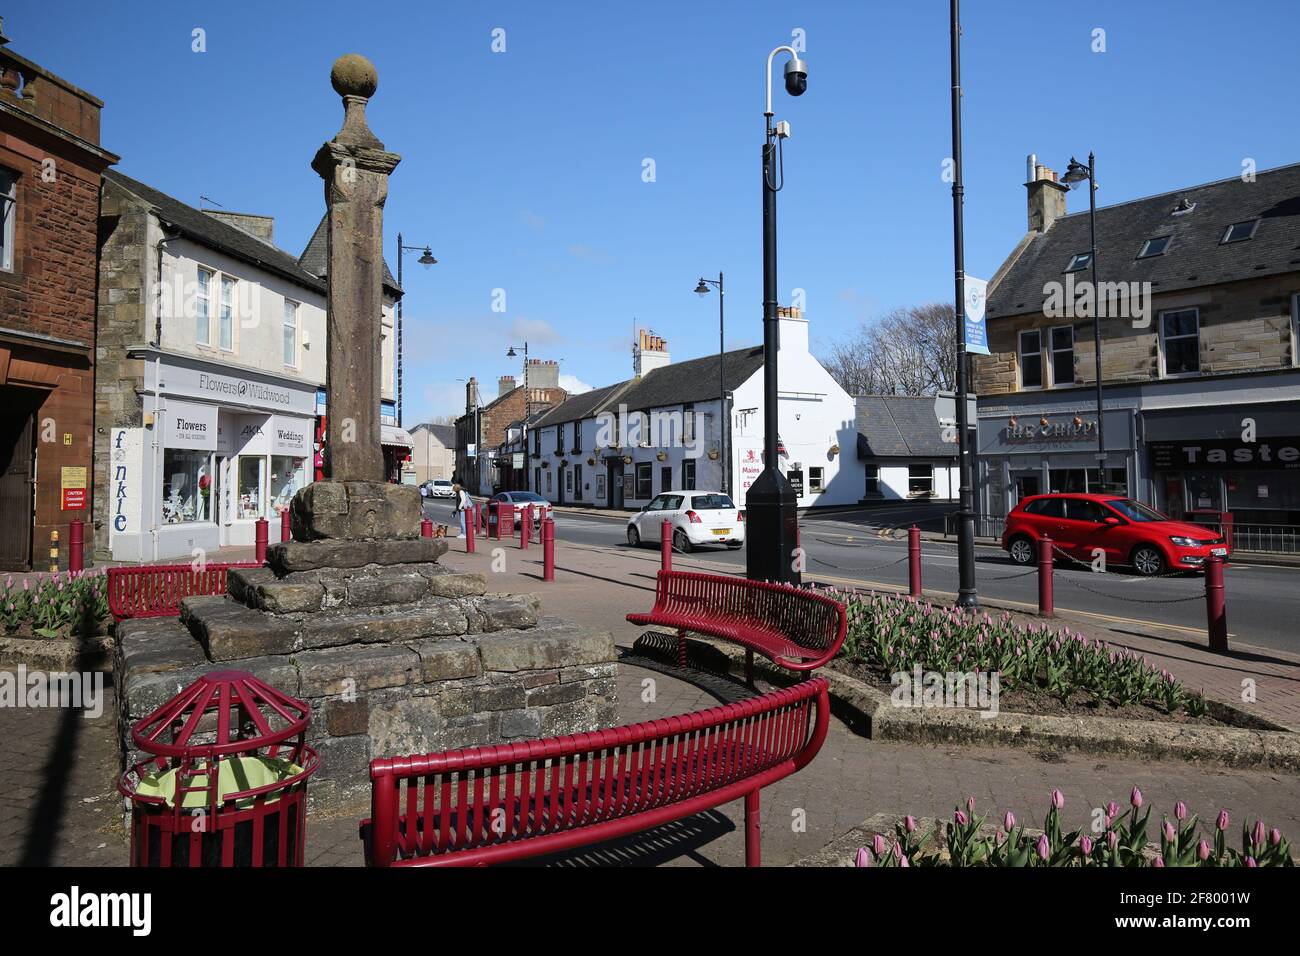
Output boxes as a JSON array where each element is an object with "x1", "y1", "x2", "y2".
[
  {"x1": 0, "y1": 26, "x2": 117, "y2": 570},
  {"x1": 975, "y1": 159, "x2": 1300, "y2": 528},
  {"x1": 455, "y1": 359, "x2": 567, "y2": 496}
]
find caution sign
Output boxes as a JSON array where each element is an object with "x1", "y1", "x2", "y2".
[{"x1": 61, "y1": 465, "x2": 88, "y2": 511}]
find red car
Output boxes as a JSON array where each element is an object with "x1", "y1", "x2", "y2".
[{"x1": 1002, "y1": 493, "x2": 1229, "y2": 576}]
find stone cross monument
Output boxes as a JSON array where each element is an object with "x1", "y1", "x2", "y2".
[{"x1": 291, "y1": 54, "x2": 419, "y2": 541}]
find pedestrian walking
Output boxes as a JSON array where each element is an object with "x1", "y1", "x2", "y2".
[{"x1": 452, "y1": 483, "x2": 471, "y2": 538}]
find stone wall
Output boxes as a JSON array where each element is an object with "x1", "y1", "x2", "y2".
[{"x1": 114, "y1": 557, "x2": 618, "y2": 809}]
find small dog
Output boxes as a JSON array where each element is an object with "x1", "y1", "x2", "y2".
[{"x1": 431, "y1": 524, "x2": 450, "y2": 538}]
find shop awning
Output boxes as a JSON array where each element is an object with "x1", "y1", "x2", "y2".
[{"x1": 381, "y1": 425, "x2": 414, "y2": 449}]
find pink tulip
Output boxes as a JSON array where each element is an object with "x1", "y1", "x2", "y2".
[
  {"x1": 904, "y1": 815, "x2": 917, "y2": 833},
  {"x1": 1106, "y1": 830, "x2": 1118, "y2": 851},
  {"x1": 855, "y1": 847, "x2": 872, "y2": 868},
  {"x1": 872, "y1": 834, "x2": 886, "y2": 856},
  {"x1": 1270, "y1": 828, "x2": 1282, "y2": 846},
  {"x1": 892, "y1": 842, "x2": 903, "y2": 861},
  {"x1": 1080, "y1": 835, "x2": 1093, "y2": 855},
  {"x1": 1163, "y1": 821, "x2": 1176, "y2": 842},
  {"x1": 1004, "y1": 811, "x2": 1016, "y2": 832},
  {"x1": 1051, "y1": 789, "x2": 1064, "y2": 810},
  {"x1": 1216, "y1": 810, "x2": 1229, "y2": 832},
  {"x1": 1197, "y1": 840, "x2": 1211, "y2": 861},
  {"x1": 1036, "y1": 834, "x2": 1050, "y2": 861},
  {"x1": 898, "y1": 854, "x2": 910, "y2": 868},
  {"x1": 1130, "y1": 787, "x2": 1143, "y2": 809},
  {"x1": 966, "y1": 796, "x2": 976, "y2": 813},
  {"x1": 1106, "y1": 801, "x2": 1119, "y2": 819},
  {"x1": 1252, "y1": 821, "x2": 1266, "y2": 846},
  {"x1": 1246, "y1": 856, "x2": 1257, "y2": 868},
  {"x1": 955, "y1": 810, "x2": 968, "y2": 826},
  {"x1": 1175, "y1": 801, "x2": 1187, "y2": 821},
  {"x1": 1153, "y1": 856, "x2": 1164, "y2": 867}
]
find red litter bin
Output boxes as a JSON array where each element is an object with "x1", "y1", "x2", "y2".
[{"x1": 117, "y1": 670, "x2": 318, "y2": 867}]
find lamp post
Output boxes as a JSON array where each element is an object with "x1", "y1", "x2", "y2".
[
  {"x1": 694, "y1": 272, "x2": 728, "y2": 495},
  {"x1": 506, "y1": 342, "x2": 529, "y2": 491},
  {"x1": 395, "y1": 233, "x2": 437, "y2": 426},
  {"x1": 746, "y1": 45, "x2": 807, "y2": 586},
  {"x1": 949, "y1": 0, "x2": 979, "y2": 608},
  {"x1": 1061, "y1": 153, "x2": 1107, "y2": 488}
]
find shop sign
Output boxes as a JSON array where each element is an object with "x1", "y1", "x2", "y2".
[
  {"x1": 147, "y1": 358, "x2": 315, "y2": 416},
  {"x1": 737, "y1": 443, "x2": 764, "y2": 493},
  {"x1": 271, "y1": 416, "x2": 313, "y2": 457},
  {"x1": 1004, "y1": 420, "x2": 1097, "y2": 442},
  {"x1": 1148, "y1": 437, "x2": 1300, "y2": 471},
  {"x1": 163, "y1": 400, "x2": 218, "y2": 450},
  {"x1": 109, "y1": 429, "x2": 143, "y2": 537},
  {"x1": 787, "y1": 468, "x2": 805, "y2": 497}
]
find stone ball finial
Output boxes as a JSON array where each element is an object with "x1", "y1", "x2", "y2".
[{"x1": 331, "y1": 54, "x2": 378, "y2": 99}]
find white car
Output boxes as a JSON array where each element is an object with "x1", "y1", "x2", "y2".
[
  {"x1": 420, "y1": 479, "x2": 454, "y2": 498},
  {"x1": 626, "y1": 490, "x2": 745, "y2": 552},
  {"x1": 488, "y1": 491, "x2": 553, "y2": 530}
]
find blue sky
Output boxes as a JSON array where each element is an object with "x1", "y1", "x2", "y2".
[{"x1": 11, "y1": 1, "x2": 1299, "y2": 420}]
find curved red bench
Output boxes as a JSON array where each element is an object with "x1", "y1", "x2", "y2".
[
  {"x1": 107, "y1": 562, "x2": 261, "y2": 622},
  {"x1": 627, "y1": 570, "x2": 846, "y2": 682},
  {"x1": 363, "y1": 677, "x2": 829, "y2": 867}
]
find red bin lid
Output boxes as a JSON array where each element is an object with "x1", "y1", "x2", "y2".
[{"x1": 131, "y1": 669, "x2": 311, "y2": 760}]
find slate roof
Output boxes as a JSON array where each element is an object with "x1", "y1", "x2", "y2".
[
  {"x1": 298, "y1": 214, "x2": 402, "y2": 296},
  {"x1": 987, "y1": 162, "x2": 1300, "y2": 319},
  {"x1": 855, "y1": 395, "x2": 958, "y2": 460},
  {"x1": 411, "y1": 422, "x2": 455, "y2": 446},
  {"x1": 532, "y1": 345, "x2": 767, "y2": 429},
  {"x1": 105, "y1": 170, "x2": 325, "y2": 294}
]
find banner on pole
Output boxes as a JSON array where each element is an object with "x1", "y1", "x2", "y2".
[{"x1": 964, "y1": 276, "x2": 990, "y2": 355}]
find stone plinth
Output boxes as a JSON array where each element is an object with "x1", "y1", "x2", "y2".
[{"x1": 289, "y1": 480, "x2": 422, "y2": 542}]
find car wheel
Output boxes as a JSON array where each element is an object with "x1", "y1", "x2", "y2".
[
  {"x1": 627, "y1": 525, "x2": 640, "y2": 548},
  {"x1": 726, "y1": 541, "x2": 743, "y2": 550},
  {"x1": 1007, "y1": 535, "x2": 1035, "y2": 565},
  {"x1": 1131, "y1": 545, "x2": 1164, "y2": 576},
  {"x1": 673, "y1": 529, "x2": 693, "y2": 554}
]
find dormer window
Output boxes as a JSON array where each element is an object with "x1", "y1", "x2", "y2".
[
  {"x1": 1221, "y1": 220, "x2": 1258, "y2": 243},
  {"x1": 1065, "y1": 252, "x2": 1092, "y2": 273},
  {"x1": 1138, "y1": 235, "x2": 1171, "y2": 259}
]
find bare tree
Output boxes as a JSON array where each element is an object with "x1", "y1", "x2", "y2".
[{"x1": 820, "y1": 302, "x2": 956, "y2": 396}]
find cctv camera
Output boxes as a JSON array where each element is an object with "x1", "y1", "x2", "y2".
[{"x1": 783, "y1": 57, "x2": 808, "y2": 96}]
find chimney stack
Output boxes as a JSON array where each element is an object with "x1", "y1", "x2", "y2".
[
  {"x1": 524, "y1": 358, "x2": 561, "y2": 390},
  {"x1": 1025, "y1": 156, "x2": 1069, "y2": 232},
  {"x1": 633, "y1": 329, "x2": 671, "y2": 377},
  {"x1": 497, "y1": 375, "x2": 516, "y2": 398},
  {"x1": 465, "y1": 376, "x2": 480, "y2": 413}
]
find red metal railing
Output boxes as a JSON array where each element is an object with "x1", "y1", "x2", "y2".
[
  {"x1": 107, "y1": 562, "x2": 262, "y2": 622},
  {"x1": 364, "y1": 677, "x2": 829, "y2": 867}
]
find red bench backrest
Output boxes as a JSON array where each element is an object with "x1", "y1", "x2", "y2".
[
  {"x1": 367, "y1": 677, "x2": 829, "y2": 867},
  {"x1": 107, "y1": 562, "x2": 261, "y2": 621}
]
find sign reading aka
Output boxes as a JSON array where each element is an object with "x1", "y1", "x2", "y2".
[{"x1": 1149, "y1": 437, "x2": 1300, "y2": 471}]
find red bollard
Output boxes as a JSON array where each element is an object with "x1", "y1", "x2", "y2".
[
  {"x1": 420, "y1": 517, "x2": 433, "y2": 538},
  {"x1": 255, "y1": 517, "x2": 269, "y2": 564},
  {"x1": 502, "y1": 503, "x2": 516, "y2": 541},
  {"x1": 521, "y1": 505, "x2": 532, "y2": 549},
  {"x1": 1037, "y1": 535, "x2": 1054, "y2": 618},
  {"x1": 661, "y1": 519, "x2": 673, "y2": 571},
  {"x1": 68, "y1": 519, "x2": 84, "y2": 573},
  {"x1": 1205, "y1": 555, "x2": 1228, "y2": 652},
  {"x1": 907, "y1": 525, "x2": 921, "y2": 598},
  {"x1": 542, "y1": 517, "x2": 555, "y2": 582},
  {"x1": 281, "y1": 509, "x2": 291, "y2": 543},
  {"x1": 465, "y1": 507, "x2": 475, "y2": 553}
]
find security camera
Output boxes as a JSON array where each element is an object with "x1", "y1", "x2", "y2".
[{"x1": 783, "y1": 57, "x2": 808, "y2": 96}]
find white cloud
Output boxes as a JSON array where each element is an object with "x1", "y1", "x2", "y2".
[
  {"x1": 508, "y1": 316, "x2": 561, "y2": 344},
  {"x1": 558, "y1": 373, "x2": 593, "y2": 394}
]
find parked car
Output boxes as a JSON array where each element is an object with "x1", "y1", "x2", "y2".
[
  {"x1": 626, "y1": 490, "x2": 745, "y2": 553},
  {"x1": 420, "y1": 479, "x2": 454, "y2": 498},
  {"x1": 487, "y1": 491, "x2": 553, "y2": 530},
  {"x1": 1002, "y1": 493, "x2": 1228, "y2": 576}
]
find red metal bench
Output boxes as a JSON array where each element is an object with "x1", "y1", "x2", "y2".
[
  {"x1": 363, "y1": 677, "x2": 829, "y2": 867},
  {"x1": 107, "y1": 562, "x2": 261, "y2": 622},
  {"x1": 627, "y1": 570, "x2": 847, "y2": 682}
]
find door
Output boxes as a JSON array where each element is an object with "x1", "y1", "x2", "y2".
[
  {"x1": 608, "y1": 459, "x2": 624, "y2": 509},
  {"x1": 557, "y1": 465, "x2": 567, "y2": 505},
  {"x1": 660, "y1": 466, "x2": 672, "y2": 495},
  {"x1": 1012, "y1": 471, "x2": 1040, "y2": 503},
  {"x1": 0, "y1": 390, "x2": 38, "y2": 569},
  {"x1": 573, "y1": 464, "x2": 582, "y2": 502}
]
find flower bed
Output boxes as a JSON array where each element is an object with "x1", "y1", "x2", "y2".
[
  {"x1": 831, "y1": 588, "x2": 1213, "y2": 722},
  {"x1": 1, "y1": 571, "x2": 110, "y2": 640},
  {"x1": 855, "y1": 788, "x2": 1294, "y2": 867}
]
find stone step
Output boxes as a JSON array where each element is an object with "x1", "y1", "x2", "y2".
[{"x1": 267, "y1": 537, "x2": 447, "y2": 574}]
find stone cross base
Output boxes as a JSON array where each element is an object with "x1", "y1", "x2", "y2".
[{"x1": 290, "y1": 480, "x2": 422, "y2": 542}]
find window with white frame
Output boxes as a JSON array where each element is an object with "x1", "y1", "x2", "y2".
[
  {"x1": 195, "y1": 267, "x2": 213, "y2": 345},
  {"x1": 682, "y1": 458, "x2": 696, "y2": 490},
  {"x1": 809, "y1": 466, "x2": 824, "y2": 492},
  {"x1": 1019, "y1": 329, "x2": 1043, "y2": 389},
  {"x1": 1050, "y1": 325, "x2": 1075, "y2": 386},
  {"x1": 282, "y1": 299, "x2": 298, "y2": 367},
  {"x1": 908, "y1": 464, "x2": 934, "y2": 497},
  {"x1": 1159, "y1": 308, "x2": 1200, "y2": 376},
  {"x1": 219, "y1": 275, "x2": 236, "y2": 351},
  {"x1": 0, "y1": 167, "x2": 16, "y2": 272},
  {"x1": 864, "y1": 464, "x2": 880, "y2": 496}
]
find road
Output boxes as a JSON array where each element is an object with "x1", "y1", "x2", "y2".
[{"x1": 421, "y1": 498, "x2": 1299, "y2": 655}]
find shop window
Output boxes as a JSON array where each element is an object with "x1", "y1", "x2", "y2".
[
  {"x1": 908, "y1": 464, "x2": 934, "y2": 497},
  {"x1": 1085, "y1": 467, "x2": 1128, "y2": 495},
  {"x1": 237, "y1": 455, "x2": 265, "y2": 519},
  {"x1": 1019, "y1": 330, "x2": 1043, "y2": 389},
  {"x1": 196, "y1": 268, "x2": 212, "y2": 345},
  {"x1": 1049, "y1": 468, "x2": 1088, "y2": 494},
  {"x1": 1159, "y1": 308, "x2": 1200, "y2": 376},
  {"x1": 162, "y1": 449, "x2": 213, "y2": 524},
  {"x1": 865, "y1": 464, "x2": 880, "y2": 495},
  {"x1": 283, "y1": 299, "x2": 298, "y2": 367},
  {"x1": 809, "y1": 466, "x2": 824, "y2": 492},
  {"x1": 683, "y1": 458, "x2": 696, "y2": 490},
  {"x1": 219, "y1": 276, "x2": 236, "y2": 351},
  {"x1": 635, "y1": 462, "x2": 652, "y2": 499},
  {"x1": 0, "y1": 167, "x2": 16, "y2": 272},
  {"x1": 1050, "y1": 326, "x2": 1075, "y2": 386},
  {"x1": 270, "y1": 456, "x2": 307, "y2": 515}
]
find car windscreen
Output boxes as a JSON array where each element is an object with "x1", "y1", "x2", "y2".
[
  {"x1": 511, "y1": 493, "x2": 547, "y2": 503},
  {"x1": 690, "y1": 494, "x2": 735, "y2": 510},
  {"x1": 1106, "y1": 498, "x2": 1167, "y2": 522}
]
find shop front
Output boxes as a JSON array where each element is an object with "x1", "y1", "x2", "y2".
[
  {"x1": 977, "y1": 403, "x2": 1140, "y2": 518},
  {"x1": 1144, "y1": 404, "x2": 1300, "y2": 528},
  {"x1": 112, "y1": 350, "x2": 317, "y2": 561}
]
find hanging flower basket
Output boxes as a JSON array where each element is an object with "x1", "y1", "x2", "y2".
[
  {"x1": 707, "y1": 448, "x2": 720, "y2": 461},
  {"x1": 656, "y1": 451, "x2": 667, "y2": 461}
]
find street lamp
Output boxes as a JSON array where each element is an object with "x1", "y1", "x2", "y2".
[
  {"x1": 395, "y1": 232, "x2": 437, "y2": 426},
  {"x1": 506, "y1": 342, "x2": 529, "y2": 491},
  {"x1": 1061, "y1": 152, "x2": 1107, "y2": 489},
  {"x1": 693, "y1": 272, "x2": 728, "y2": 495},
  {"x1": 747, "y1": 44, "x2": 807, "y2": 586}
]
